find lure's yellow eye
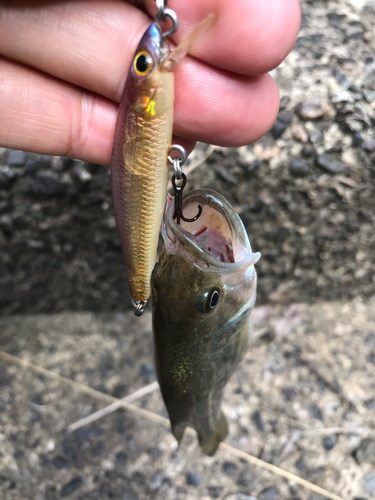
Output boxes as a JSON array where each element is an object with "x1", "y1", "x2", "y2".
[{"x1": 133, "y1": 51, "x2": 153, "y2": 76}]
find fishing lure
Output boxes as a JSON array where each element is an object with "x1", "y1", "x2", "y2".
[{"x1": 111, "y1": 0, "x2": 214, "y2": 316}]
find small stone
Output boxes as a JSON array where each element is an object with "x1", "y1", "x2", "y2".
[
  {"x1": 215, "y1": 166, "x2": 238, "y2": 184},
  {"x1": 332, "y1": 69, "x2": 350, "y2": 88},
  {"x1": 122, "y1": 486, "x2": 139, "y2": 500},
  {"x1": 354, "y1": 439, "x2": 375, "y2": 465},
  {"x1": 279, "y1": 96, "x2": 291, "y2": 109},
  {"x1": 316, "y1": 154, "x2": 346, "y2": 174},
  {"x1": 150, "y1": 469, "x2": 164, "y2": 491},
  {"x1": 365, "y1": 398, "x2": 375, "y2": 409},
  {"x1": 237, "y1": 495, "x2": 258, "y2": 500},
  {"x1": 365, "y1": 56, "x2": 374, "y2": 65},
  {"x1": 362, "y1": 472, "x2": 375, "y2": 495},
  {"x1": 301, "y1": 145, "x2": 315, "y2": 157},
  {"x1": 331, "y1": 91, "x2": 354, "y2": 104},
  {"x1": 223, "y1": 461, "x2": 238, "y2": 476},
  {"x1": 364, "y1": 91, "x2": 375, "y2": 103},
  {"x1": 113, "y1": 383, "x2": 128, "y2": 399},
  {"x1": 25, "y1": 159, "x2": 40, "y2": 175},
  {"x1": 277, "y1": 112, "x2": 293, "y2": 124},
  {"x1": 258, "y1": 486, "x2": 280, "y2": 500},
  {"x1": 271, "y1": 122, "x2": 287, "y2": 139},
  {"x1": 254, "y1": 138, "x2": 279, "y2": 160},
  {"x1": 0, "y1": 166, "x2": 17, "y2": 189},
  {"x1": 237, "y1": 467, "x2": 255, "y2": 487},
  {"x1": 322, "y1": 436, "x2": 336, "y2": 451},
  {"x1": 52, "y1": 455, "x2": 69, "y2": 469},
  {"x1": 309, "y1": 402, "x2": 323, "y2": 421},
  {"x1": 296, "y1": 97, "x2": 334, "y2": 120},
  {"x1": 207, "y1": 486, "x2": 222, "y2": 498},
  {"x1": 72, "y1": 161, "x2": 92, "y2": 183},
  {"x1": 187, "y1": 472, "x2": 205, "y2": 486},
  {"x1": 352, "y1": 132, "x2": 363, "y2": 147},
  {"x1": 281, "y1": 387, "x2": 296, "y2": 401},
  {"x1": 363, "y1": 138, "x2": 375, "y2": 152},
  {"x1": 289, "y1": 159, "x2": 311, "y2": 177},
  {"x1": 116, "y1": 451, "x2": 127, "y2": 464},
  {"x1": 309, "y1": 130, "x2": 324, "y2": 143},
  {"x1": 139, "y1": 362, "x2": 155, "y2": 382},
  {"x1": 8, "y1": 150, "x2": 26, "y2": 166},
  {"x1": 292, "y1": 125, "x2": 308, "y2": 143},
  {"x1": 30, "y1": 171, "x2": 67, "y2": 197},
  {"x1": 60, "y1": 477, "x2": 84, "y2": 497},
  {"x1": 251, "y1": 411, "x2": 265, "y2": 433}
]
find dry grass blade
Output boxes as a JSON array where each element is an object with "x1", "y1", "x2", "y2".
[
  {"x1": 68, "y1": 381, "x2": 159, "y2": 432},
  {"x1": 0, "y1": 350, "x2": 345, "y2": 500}
]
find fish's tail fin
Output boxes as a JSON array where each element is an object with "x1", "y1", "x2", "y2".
[
  {"x1": 198, "y1": 412, "x2": 228, "y2": 457},
  {"x1": 172, "y1": 423, "x2": 187, "y2": 445}
]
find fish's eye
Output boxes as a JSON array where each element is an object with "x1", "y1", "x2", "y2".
[
  {"x1": 133, "y1": 50, "x2": 153, "y2": 76},
  {"x1": 196, "y1": 287, "x2": 221, "y2": 314}
]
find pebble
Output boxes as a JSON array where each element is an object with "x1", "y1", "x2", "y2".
[
  {"x1": 139, "y1": 362, "x2": 156, "y2": 382},
  {"x1": 29, "y1": 171, "x2": 67, "y2": 197},
  {"x1": 207, "y1": 486, "x2": 222, "y2": 498},
  {"x1": 254, "y1": 138, "x2": 280, "y2": 160},
  {"x1": 122, "y1": 486, "x2": 139, "y2": 500},
  {"x1": 301, "y1": 145, "x2": 315, "y2": 157},
  {"x1": 52, "y1": 455, "x2": 69, "y2": 469},
  {"x1": 72, "y1": 161, "x2": 92, "y2": 183},
  {"x1": 354, "y1": 439, "x2": 375, "y2": 465},
  {"x1": 237, "y1": 466, "x2": 255, "y2": 487},
  {"x1": 223, "y1": 461, "x2": 238, "y2": 476},
  {"x1": 116, "y1": 451, "x2": 127, "y2": 464},
  {"x1": 362, "y1": 472, "x2": 375, "y2": 495},
  {"x1": 331, "y1": 90, "x2": 354, "y2": 104},
  {"x1": 292, "y1": 125, "x2": 308, "y2": 143},
  {"x1": 364, "y1": 91, "x2": 375, "y2": 103},
  {"x1": 364, "y1": 398, "x2": 375, "y2": 409},
  {"x1": 316, "y1": 154, "x2": 346, "y2": 174},
  {"x1": 237, "y1": 495, "x2": 258, "y2": 500},
  {"x1": 309, "y1": 402, "x2": 323, "y2": 421},
  {"x1": 271, "y1": 121, "x2": 288, "y2": 139},
  {"x1": 281, "y1": 386, "x2": 296, "y2": 401},
  {"x1": 332, "y1": 69, "x2": 350, "y2": 88},
  {"x1": 215, "y1": 166, "x2": 238, "y2": 185},
  {"x1": 363, "y1": 137, "x2": 375, "y2": 152},
  {"x1": 309, "y1": 130, "x2": 324, "y2": 143},
  {"x1": 322, "y1": 436, "x2": 336, "y2": 450},
  {"x1": 60, "y1": 476, "x2": 84, "y2": 497},
  {"x1": 186, "y1": 472, "x2": 205, "y2": 486},
  {"x1": 289, "y1": 159, "x2": 311, "y2": 177},
  {"x1": 0, "y1": 166, "x2": 17, "y2": 189},
  {"x1": 251, "y1": 410, "x2": 265, "y2": 433},
  {"x1": 279, "y1": 96, "x2": 291, "y2": 109},
  {"x1": 278, "y1": 112, "x2": 293, "y2": 124},
  {"x1": 296, "y1": 97, "x2": 334, "y2": 120},
  {"x1": 352, "y1": 132, "x2": 363, "y2": 147},
  {"x1": 8, "y1": 150, "x2": 26, "y2": 166},
  {"x1": 258, "y1": 486, "x2": 280, "y2": 500}
]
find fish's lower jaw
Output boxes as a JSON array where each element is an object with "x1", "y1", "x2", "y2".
[{"x1": 132, "y1": 299, "x2": 148, "y2": 316}]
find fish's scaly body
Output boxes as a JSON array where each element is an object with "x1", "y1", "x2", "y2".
[
  {"x1": 152, "y1": 189, "x2": 260, "y2": 455},
  {"x1": 111, "y1": 24, "x2": 173, "y2": 302}
]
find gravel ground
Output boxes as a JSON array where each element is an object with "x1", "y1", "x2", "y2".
[{"x1": 0, "y1": 0, "x2": 375, "y2": 498}]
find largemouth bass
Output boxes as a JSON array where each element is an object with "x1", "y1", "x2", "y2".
[
  {"x1": 151, "y1": 189, "x2": 260, "y2": 455},
  {"x1": 111, "y1": 15, "x2": 215, "y2": 313}
]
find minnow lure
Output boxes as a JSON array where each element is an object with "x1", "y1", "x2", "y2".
[
  {"x1": 152, "y1": 189, "x2": 260, "y2": 455},
  {"x1": 111, "y1": 0, "x2": 214, "y2": 315}
]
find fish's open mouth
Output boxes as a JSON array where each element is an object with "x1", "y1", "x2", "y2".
[{"x1": 163, "y1": 189, "x2": 260, "y2": 271}]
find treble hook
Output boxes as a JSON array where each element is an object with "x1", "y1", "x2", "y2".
[{"x1": 172, "y1": 173, "x2": 202, "y2": 225}]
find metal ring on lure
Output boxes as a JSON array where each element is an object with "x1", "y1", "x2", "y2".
[
  {"x1": 168, "y1": 145, "x2": 187, "y2": 166},
  {"x1": 155, "y1": 0, "x2": 168, "y2": 21},
  {"x1": 132, "y1": 299, "x2": 148, "y2": 317},
  {"x1": 155, "y1": 8, "x2": 178, "y2": 38}
]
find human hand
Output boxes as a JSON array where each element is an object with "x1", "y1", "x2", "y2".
[{"x1": 0, "y1": 0, "x2": 300, "y2": 166}]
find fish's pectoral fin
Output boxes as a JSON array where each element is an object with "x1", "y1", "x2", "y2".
[{"x1": 198, "y1": 412, "x2": 228, "y2": 456}]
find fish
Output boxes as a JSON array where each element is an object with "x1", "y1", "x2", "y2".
[
  {"x1": 151, "y1": 189, "x2": 260, "y2": 455},
  {"x1": 111, "y1": 15, "x2": 215, "y2": 313}
]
